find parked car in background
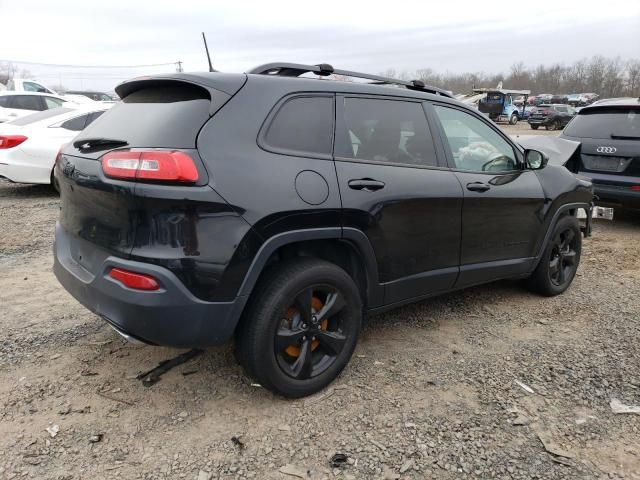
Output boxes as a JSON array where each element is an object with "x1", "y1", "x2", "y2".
[
  {"x1": 6, "y1": 78, "x2": 57, "y2": 94},
  {"x1": 0, "y1": 92, "x2": 73, "y2": 122},
  {"x1": 534, "y1": 94, "x2": 553, "y2": 105},
  {"x1": 550, "y1": 94, "x2": 569, "y2": 104},
  {"x1": 62, "y1": 94, "x2": 99, "y2": 105},
  {"x1": 0, "y1": 104, "x2": 111, "y2": 189},
  {"x1": 53, "y1": 63, "x2": 594, "y2": 398},
  {"x1": 561, "y1": 98, "x2": 640, "y2": 209},
  {"x1": 65, "y1": 90, "x2": 116, "y2": 102},
  {"x1": 528, "y1": 104, "x2": 576, "y2": 130}
]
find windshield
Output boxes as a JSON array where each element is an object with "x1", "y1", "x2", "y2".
[
  {"x1": 7, "y1": 107, "x2": 75, "y2": 126},
  {"x1": 564, "y1": 108, "x2": 640, "y2": 139}
]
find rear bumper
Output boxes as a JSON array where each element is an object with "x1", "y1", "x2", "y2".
[
  {"x1": 53, "y1": 223, "x2": 246, "y2": 347},
  {"x1": 593, "y1": 184, "x2": 640, "y2": 209},
  {"x1": 528, "y1": 118, "x2": 551, "y2": 126}
]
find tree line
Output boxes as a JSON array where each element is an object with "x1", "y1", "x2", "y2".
[{"x1": 381, "y1": 56, "x2": 640, "y2": 97}]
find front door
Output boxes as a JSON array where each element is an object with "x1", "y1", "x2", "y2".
[
  {"x1": 334, "y1": 95, "x2": 463, "y2": 306},
  {"x1": 430, "y1": 103, "x2": 546, "y2": 287}
]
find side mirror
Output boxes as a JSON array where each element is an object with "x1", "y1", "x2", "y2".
[{"x1": 524, "y1": 149, "x2": 548, "y2": 170}]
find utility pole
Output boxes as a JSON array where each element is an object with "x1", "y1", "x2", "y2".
[{"x1": 176, "y1": 61, "x2": 183, "y2": 73}]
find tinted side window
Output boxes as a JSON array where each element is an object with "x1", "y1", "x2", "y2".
[
  {"x1": 338, "y1": 98, "x2": 437, "y2": 167},
  {"x1": 86, "y1": 110, "x2": 105, "y2": 126},
  {"x1": 263, "y1": 96, "x2": 334, "y2": 157},
  {"x1": 0, "y1": 97, "x2": 9, "y2": 108},
  {"x1": 61, "y1": 114, "x2": 89, "y2": 131},
  {"x1": 13, "y1": 95, "x2": 44, "y2": 111},
  {"x1": 433, "y1": 105, "x2": 517, "y2": 172}
]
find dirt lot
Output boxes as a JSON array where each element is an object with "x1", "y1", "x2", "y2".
[{"x1": 1, "y1": 124, "x2": 639, "y2": 480}]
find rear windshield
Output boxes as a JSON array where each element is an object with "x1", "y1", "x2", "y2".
[
  {"x1": 8, "y1": 107, "x2": 74, "y2": 125},
  {"x1": 564, "y1": 108, "x2": 640, "y2": 139},
  {"x1": 73, "y1": 82, "x2": 211, "y2": 148}
]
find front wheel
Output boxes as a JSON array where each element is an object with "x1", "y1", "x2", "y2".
[
  {"x1": 235, "y1": 258, "x2": 362, "y2": 398},
  {"x1": 546, "y1": 120, "x2": 558, "y2": 131},
  {"x1": 509, "y1": 114, "x2": 518, "y2": 125},
  {"x1": 526, "y1": 215, "x2": 582, "y2": 296},
  {"x1": 530, "y1": 124, "x2": 539, "y2": 130}
]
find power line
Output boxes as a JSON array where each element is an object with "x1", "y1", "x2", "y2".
[{"x1": 0, "y1": 59, "x2": 180, "y2": 69}]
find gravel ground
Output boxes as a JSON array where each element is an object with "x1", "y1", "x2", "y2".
[{"x1": 1, "y1": 125, "x2": 639, "y2": 480}]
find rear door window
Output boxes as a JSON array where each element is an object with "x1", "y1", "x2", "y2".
[
  {"x1": 336, "y1": 97, "x2": 438, "y2": 167},
  {"x1": 262, "y1": 95, "x2": 334, "y2": 157},
  {"x1": 564, "y1": 109, "x2": 640, "y2": 139},
  {"x1": 12, "y1": 95, "x2": 44, "y2": 111},
  {"x1": 0, "y1": 96, "x2": 9, "y2": 108},
  {"x1": 74, "y1": 81, "x2": 213, "y2": 149}
]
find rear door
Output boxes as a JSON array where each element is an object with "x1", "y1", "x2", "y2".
[
  {"x1": 430, "y1": 103, "x2": 545, "y2": 287},
  {"x1": 334, "y1": 95, "x2": 463, "y2": 306}
]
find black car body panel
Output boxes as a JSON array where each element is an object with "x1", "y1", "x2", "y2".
[
  {"x1": 561, "y1": 99, "x2": 640, "y2": 208},
  {"x1": 54, "y1": 70, "x2": 594, "y2": 347}
]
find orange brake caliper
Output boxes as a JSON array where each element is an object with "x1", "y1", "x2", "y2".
[{"x1": 285, "y1": 297, "x2": 328, "y2": 357}]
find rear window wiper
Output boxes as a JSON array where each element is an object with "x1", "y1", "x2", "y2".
[
  {"x1": 73, "y1": 137, "x2": 129, "y2": 151},
  {"x1": 610, "y1": 134, "x2": 640, "y2": 140}
]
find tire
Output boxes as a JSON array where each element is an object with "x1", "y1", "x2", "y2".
[
  {"x1": 235, "y1": 258, "x2": 362, "y2": 398},
  {"x1": 546, "y1": 120, "x2": 558, "y2": 131},
  {"x1": 530, "y1": 125, "x2": 539, "y2": 130},
  {"x1": 509, "y1": 114, "x2": 518, "y2": 125},
  {"x1": 50, "y1": 169, "x2": 60, "y2": 194},
  {"x1": 526, "y1": 215, "x2": 582, "y2": 296}
]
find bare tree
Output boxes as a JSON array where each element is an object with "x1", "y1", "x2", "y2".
[{"x1": 0, "y1": 62, "x2": 32, "y2": 86}]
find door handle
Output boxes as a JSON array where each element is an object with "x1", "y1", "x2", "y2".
[
  {"x1": 466, "y1": 182, "x2": 490, "y2": 192},
  {"x1": 348, "y1": 178, "x2": 385, "y2": 192}
]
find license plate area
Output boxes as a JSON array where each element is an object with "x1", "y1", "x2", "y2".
[
  {"x1": 577, "y1": 206, "x2": 614, "y2": 220},
  {"x1": 582, "y1": 155, "x2": 632, "y2": 173}
]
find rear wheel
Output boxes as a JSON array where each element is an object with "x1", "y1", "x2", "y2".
[
  {"x1": 526, "y1": 215, "x2": 581, "y2": 296},
  {"x1": 235, "y1": 258, "x2": 362, "y2": 398}
]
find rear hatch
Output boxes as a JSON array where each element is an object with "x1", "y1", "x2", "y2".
[
  {"x1": 530, "y1": 106, "x2": 553, "y2": 120},
  {"x1": 57, "y1": 74, "x2": 246, "y2": 260},
  {"x1": 563, "y1": 106, "x2": 640, "y2": 185}
]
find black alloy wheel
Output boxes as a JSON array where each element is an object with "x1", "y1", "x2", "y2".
[
  {"x1": 235, "y1": 258, "x2": 361, "y2": 397},
  {"x1": 548, "y1": 228, "x2": 578, "y2": 287},
  {"x1": 275, "y1": 287, "x2": 348, "y2": 380},
  {"x1": 525, "y1": 215, "x2": 582, "y2": 297}
]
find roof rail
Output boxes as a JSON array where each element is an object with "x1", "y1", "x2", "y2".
[{"x1": 247, "y1": 62, "x2": 453, "y2": 98}]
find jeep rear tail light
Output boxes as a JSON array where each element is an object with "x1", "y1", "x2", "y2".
[
  {"x1": 631, "y1": 185, "x2": 640, "y2": 191},
  {"x1": 0, "y1": 135, "x2": 27, "y2": 149},
  {"x1": 102, "y1": 150, "x2": 199, "y2": 183},
  {"x1": 109, "y1": 268, "x2": 160, "y2": 291}
]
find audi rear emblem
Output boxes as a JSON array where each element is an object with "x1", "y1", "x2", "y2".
[{"x1": 596, "y1": 146, "x2": 617, "y2": 154}]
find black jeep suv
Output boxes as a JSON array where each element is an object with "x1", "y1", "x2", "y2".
[
  {"x1": 53, "y1": 63, "x2": 594, "y2": 397},
  {"x1": 560, "y1": 98, "x2": 640, "y2": 209}
]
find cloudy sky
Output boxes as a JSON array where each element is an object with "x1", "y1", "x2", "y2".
[{"x1": 1, "y1": 0, "x2": 639, "y2": 91}]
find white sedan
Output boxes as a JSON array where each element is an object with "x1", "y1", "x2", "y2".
[
  {"x1": 0, "y1": 91, "x2": 73, "y2": 123},
  {"x1": 0, "y1": 104, "x2": 112, "y2": 188}
]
